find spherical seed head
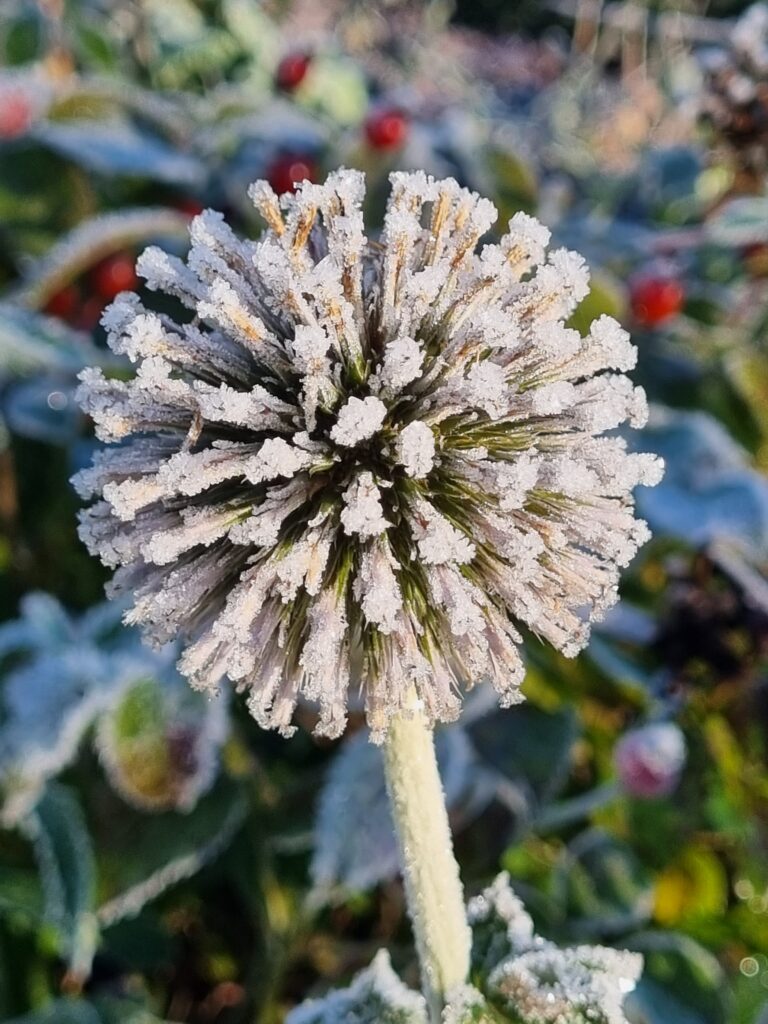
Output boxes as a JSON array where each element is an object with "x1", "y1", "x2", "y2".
[{"x1": 74, "y1": 169, "x2": 662, "y2": 741}]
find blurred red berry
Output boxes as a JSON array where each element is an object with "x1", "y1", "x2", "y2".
[
  {"x1": 276, "y1": 52, "x2": 312, "y2": 92},
  {"x1": 74, "y1": 297, "x2": 104, "y2": 332},
  {"x1": 743, "y1": 242, "x2": 768, "y2": 277},
  {"x1": 44, "y1": 285, "x2": 79, "y2": 322},
  {"x1": 364, "y1": 107, "x2": 409, "y2": 151},
  {"x1": 0, "y1": 91, "x2": 32, "y2": 139},
  {"x1": 267, "y1": 154, "x2": 316, "y2": 195},
  {"x1": 175, "y1": 198, "x2": 205, "y2": 218},
  {"x1": 630, "y1": 274, "x2": 684, "y2": 327},
  {"x1": 89, "y1": 253, "x2": 138, "y2": 301}
]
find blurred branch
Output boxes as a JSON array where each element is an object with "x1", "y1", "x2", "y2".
[{"x1": 11, "y1": 208, "x2": 191, "y2": 310}]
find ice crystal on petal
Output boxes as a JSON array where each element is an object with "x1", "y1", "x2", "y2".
[
  {"x1": 75, "y1": 170, "x2": 660, "y2": 740},
  {"x1": 330, "y1": 396, "x2": 388, "y2": 448},
  {"x1": 396, "y1": 422, "x2": 436, "y2": 478},
  {"x1": 342, "y1": 472, "x2": 390, "y2": 540}
]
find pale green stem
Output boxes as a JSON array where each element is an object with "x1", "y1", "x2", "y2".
[{"x1": 383, "y1": 704, "x2": 472, "y2": 1023}]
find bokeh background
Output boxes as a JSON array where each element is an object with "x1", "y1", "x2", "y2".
[{"x1": 2, "y1": 1, "x2": 768, "y2": 1021}]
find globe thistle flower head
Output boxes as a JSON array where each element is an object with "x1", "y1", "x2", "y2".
[{"x1": 74, "y1": 169, "x2": 662, "y2": 741}]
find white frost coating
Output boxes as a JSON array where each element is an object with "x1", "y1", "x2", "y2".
[
  {"x1": 286, "y1": 950, "x2": 428, "y2": 1024},
  {"x1": 354, "y1": 538, "x2": 403, "y2": 632},
  {"x1": 469, "y1": 873, "x2": 642, "y2": 1024},
  {"x1": 396, "y1": 421, "x2": 436, "y2": 478},
  {"x1": 330, "y1": 395, "x2": 387, "y2": 447},
  {"x1": 244, "y1": 438, "x2": 313, "y2": 484},
  {"x1": 341, "y1": 472, "x2": 390, "y2": 540},
  {"x1": 440, "y1": 986, "x2": 488, "y2": 1023},
  {"x1": 411, "y1": 500, "x2": 476, "y2": 565},
  {"x1": 75, "y1": 168, "x2": 660, "y2": 741},
  {"x1": 373, "y1": 335, "x2": 425, "y2": 395}
]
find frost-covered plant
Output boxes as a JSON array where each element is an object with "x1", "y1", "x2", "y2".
[
  {"x1": 74, "y1": 168, "x2": 661, "y2": 742},
  {"x1": 0, "y1": 593, "x2": 227, "y2": 824},
  {"x1": 310, "y1": 724, "x2": 484, "y2": 893},
  {"x1": 287, "y1": 874, "x2": 642, "y2": 1024},
  {"x1": 287, "y1": 949, "x2": 429, "y2": 1024},
  {"x1": 467, "y1": 874, "x2": 643, "y2": 1024}
]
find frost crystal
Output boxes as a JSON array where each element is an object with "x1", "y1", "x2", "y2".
[
  {"x1": 286, "y1": 949, "x2": 428, "y2": 1024},
  {"x1": 75, "y1": 170, "x2": 661, "y2": 740},
  {"x1": 470, "y1": 874, "x2": 642, "y2": 1024}
]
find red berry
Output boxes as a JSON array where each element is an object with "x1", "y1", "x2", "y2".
[
  {"x1": 89, "y1": 253, "x2": 138, "y2": 301},
  {"x1": 44, "y1": 285, "x2": 79, "y2": 322},
  {"x1": 743, "y1": 242, "x2": 768, "y2": 277},
  {"x1": 266, "y1": 154, "x2": 316, "y2": 195},
  {"x1": 0, "y1": 91, "x2": 32, "y2": 139},
  {"x1": 630, "y1": 274, "x2": 684, "y2": 327},
  {"x1": 364, "y1": 107, "x2": 409, "y2": 151},
  {"x1": 276, "y1": 52, "x2": 312, "y2": 92},
  {"x1": 175, "y1": 198, "x2": 205, "y2": 218},
  {"x1": 74, "y1": 297, "x2": 104, "y2": 332}
]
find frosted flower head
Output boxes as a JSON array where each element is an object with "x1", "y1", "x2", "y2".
[
  {"x1": 614, "y1": 721, "x2": 686, "y2": 799},
  {"x1": 75, "y1": 169, "x2": 661, "y2": 741}
]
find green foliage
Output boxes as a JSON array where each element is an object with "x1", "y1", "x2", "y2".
[{"x1": 23, "y1": 785, "x2": 97, "y2": 977}]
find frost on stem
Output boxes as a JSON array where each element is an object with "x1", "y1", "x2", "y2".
[
  {"x1": 75, "y1": 170, "x2": 662, "y2": 741},
  {"x1": 287, "y1": 873, "x2": 643, "y2": 1024}
]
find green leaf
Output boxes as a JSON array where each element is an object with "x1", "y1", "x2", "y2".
[
  {"x1": 6, "y1": 996, "x2": 170, "y2": 1024},
  {"x1": 467, "y1": 704, "x2": 577, "y2": 808},
  {"x1": 0, "y1": 868, "x2": 44, "y2": 929},
  {"x1": 567, "y1": 273, "x2": 626, "y2": 337},
  {"x1": 487, "y1": 147, "x2": 538, "y2": 220},
  {"x1": 285, "y1": 950, "x2": 428, "y2": 1024},
  {"x1": 552, "y1": 830, "x2": 654, "y2": 937},
  {"x1": 96, "y1": 779, "x2": 247, "y2": 927},
  {"x1": 22, "y1": 785, "x2": 98, "y2": 977},
  {"x1": 624, "y1": 931, "x2": 730, "y2": 1024}
]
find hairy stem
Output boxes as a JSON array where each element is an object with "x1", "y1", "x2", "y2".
[{"x1": 383, "y1": 703, "x2": 471, "y2": 1022}]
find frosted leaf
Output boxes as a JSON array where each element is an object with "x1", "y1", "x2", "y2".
[
  {"x1": 311, "y1": 726, "x2": 482, "y2": 893},
  {"x1": 75, "y1": 169, "x2": 659, "y2": 740},
  {"x1": 0, "y1": 594, "x2": 228, "y2": 824},
  {"x1": 490, "y1": 946, "x2": 643, "y2": 1024},
  {"x1": 286, "y1": 950, "x2": 428, "y2": 1024},
  {"x1": 468, "y1": 874, "x2": 642, "y2": 1024},
  {"x1": 441, "y1": 986, "x2": 497, "y2": 1023}
]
